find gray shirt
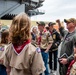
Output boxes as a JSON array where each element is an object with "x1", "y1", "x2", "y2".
[{"x1": 60, "y1": 27, "x2": 76, "y2": 63}]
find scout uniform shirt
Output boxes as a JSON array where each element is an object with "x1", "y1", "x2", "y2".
[
  {"x1": 3, "y1": 42, "x2": 45, "y2": 75},
  {"x1": 0, "y1": 44, "x2": 8, "y2": 60},
  {"x1": 69, "y1": 62, "x2": 76, "y2": 75},
  {"x1": 38, "y1": 30, "x2": 53, "y2": 49},
  {"x1": 0, "y1": 44, "x2": 5, "y2": 57},
  {"x1": 0, "y1": 44, "x2": 7, "y2": 75}
]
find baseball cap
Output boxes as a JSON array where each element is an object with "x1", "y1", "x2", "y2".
[
  {"x1": 64, "y1": 18, "x2": 76, "y2": 24},
  {"x1": 36, "y1": 21, "x2": 45, "y2": 26},
  {"x1": 48, "y1": 22, "x2": 56, "y2": 26}
]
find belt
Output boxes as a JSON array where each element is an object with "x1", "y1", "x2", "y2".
[{"x1": 41, "y1": 49, "x2": 46, "y2": 52}]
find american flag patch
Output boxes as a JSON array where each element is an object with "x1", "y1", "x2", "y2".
[
  {"x1": 0, "y1": 46, "x2": 4, "y2": 51},
  {"x1": 36, "y1": 47, "x2": 41, "y2": 53}
]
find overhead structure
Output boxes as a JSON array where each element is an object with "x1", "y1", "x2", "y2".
[{"x1": 0, "y1": 0, "x2": 45, "y2": 20}]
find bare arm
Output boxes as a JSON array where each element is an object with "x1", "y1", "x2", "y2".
[
  {"x1": 56, "y1": 19, "x2": 68, "y2": 37},
  {"x1": 56, "y1": 19, "x2": 62, "y2": 28}
]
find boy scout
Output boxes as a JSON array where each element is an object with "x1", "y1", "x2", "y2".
[
  {"x1": 37, "y1": 21, "x2": 53, "y2": 75},
  {"x1": 66, "y1": 42, "x2": 76, "y2": 75},
  {"x1": 56, "y1": 18, "x2": 76, "y2": 75},
  {"x1": 0, "y1": 30, "x2": 9, "y2": 75},
  {"x1": 3, "y1": 13, "x2": 45, "y2": 75}
]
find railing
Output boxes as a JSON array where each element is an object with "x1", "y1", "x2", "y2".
[
  {"x1": 20, "y1": 0, "x2": 45, "y2": 3},
  {"x1": 27, "y1": 9, "x2": 45, "y2": 16},
  {"x1": 0, "y1": 0, "x2": 45, "y2": 19},
  {"x1": 0, "y1": 3, "x2": 20, "y2": 18},
  {"x1": 39, "y1": 0, "x2": 45, "y2": 3}
]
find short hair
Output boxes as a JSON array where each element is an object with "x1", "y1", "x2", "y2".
[{"x1": 9, "y1": 12, "x2": 31, "y2": 45}]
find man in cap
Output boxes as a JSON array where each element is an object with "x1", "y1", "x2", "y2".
[
  {"x1": 56, "y1": 18, "x2": 76, "y2": 75},
  {"x1": 37, "y1": 21, "x2": 53, "y2": 75},
  {"x1": 48, "y1": 22, "x2": 61, "y2": 73}
]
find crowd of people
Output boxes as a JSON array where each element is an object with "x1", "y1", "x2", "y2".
[{"x1": 0, "y1": 12, "x2": 76, "y2": 75}]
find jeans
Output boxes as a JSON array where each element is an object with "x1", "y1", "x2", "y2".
[
  {"x1": 41, "y1": 50, "x2": 49, "y2": 75},
  {"x1": 0, "y1": 65, "x2": 7, "y2": 75}
]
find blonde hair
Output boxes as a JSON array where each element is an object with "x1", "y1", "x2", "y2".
[{"x1": 9, "y1": 12, "x2": 31, "y2": 45}]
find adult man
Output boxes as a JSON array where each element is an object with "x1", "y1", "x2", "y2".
[
  {"x1": 56, "y1": 18, "x2": 76, "y2": 75},
  {"x1": 48, "y1": 22, "x2": 61, "y2": 72},
  {"x1": 37, "y1": 21, "x2": 53, "y2": 75}
]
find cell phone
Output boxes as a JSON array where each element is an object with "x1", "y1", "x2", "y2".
[
  {"x1": 60, "y1": 53, "x2": 68, "y2": 58},
  {"x1": 58, "y1": 53, "x2": 68, "y2": 62}
]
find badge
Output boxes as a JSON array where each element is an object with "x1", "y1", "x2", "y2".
[
  {"x1": 0, "y1": 46, "x2": 4, "y2": 51},
  {"x1": 65, "y1": 38, "x2": 70, "y2": 41},
  {"x1": 36, "y1": 47, "x2": 41, "y2": 53},
  {"x1": 53, "y1": 34, "x2": 56, "y2": 39}
]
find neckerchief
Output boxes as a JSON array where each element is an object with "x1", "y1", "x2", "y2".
[
  {"x1": 13, "y1": 40, "x2": 30, "y2": 55},
  {"x1": 66, "y1": 60, "x2": 75, "y2": 75},
  {"x1": 37, "y1": 30, "x2": 46, "y2": 45}
]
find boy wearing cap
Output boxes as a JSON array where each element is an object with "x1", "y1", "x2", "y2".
[
  {"x1": 37, "y1": 21, "x2": 53, "y2": 75},
  {"x1": 56, "y1": 18, "x2": 76, "y2": 75},
  {"x1": 48, "y1": 22, "x2": 61, "y2": 72}
]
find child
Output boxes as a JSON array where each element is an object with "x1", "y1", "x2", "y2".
[
  {"x1": 3, "y1": 13, "x2": 45, "y2": 75},
  {"x1": 66, "y1": 42, "x2": 76, "y2": 75},
  {"x1": 0, "y1": 30, "x2": 9, "y2": 75}
]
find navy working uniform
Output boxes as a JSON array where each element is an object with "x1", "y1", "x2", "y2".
[{"x1": 59, "y1": 18, "x2": 76, "y2": 75}]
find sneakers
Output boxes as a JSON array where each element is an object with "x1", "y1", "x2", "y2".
[
  {"x1": 53, "y1": 70, "x2": 57, "y2": 75},
  {"x1": 50, "y1": 70, "x2": 57, "y2": 75},
  {"x1": 50, "y1": 70, "x2": 53, "y2": 73}
]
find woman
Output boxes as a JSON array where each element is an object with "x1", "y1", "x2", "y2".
[{"x1": 3, "y1": 12, "x2": 45, "y2": 75}]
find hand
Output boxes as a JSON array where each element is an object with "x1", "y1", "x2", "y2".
[
  {"x1": 74, "y1": 54, "x2": 76, "y2": 61},
  {"x1": 45, "y1": 50, "x2": 48, "y2": 53},
  {"x1": 56, "y1": 19, "x2": 60, "y2": 23},
  {"x1": 60, "y1": 58, "x2": 68, "y2": 65},
  {"x1": 55, "y1": 43, "x2": 57, "y2": 46},
  {"x1": 0, "y1": 59, "x2": 3, "y2": 63},
  {"x1": 6, "y1": 67, "x2": 11, "y2": 75}
]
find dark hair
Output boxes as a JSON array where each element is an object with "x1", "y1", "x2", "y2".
[
  {"x1": 48, "y1": 22, "x2": 56, "y2": 27},
  {"x1": 1, "y1": 30, "x2": 9, "y2": 44},
  {"x1": 46, "y1": 27, "x2": 49, "y2": 31}
]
